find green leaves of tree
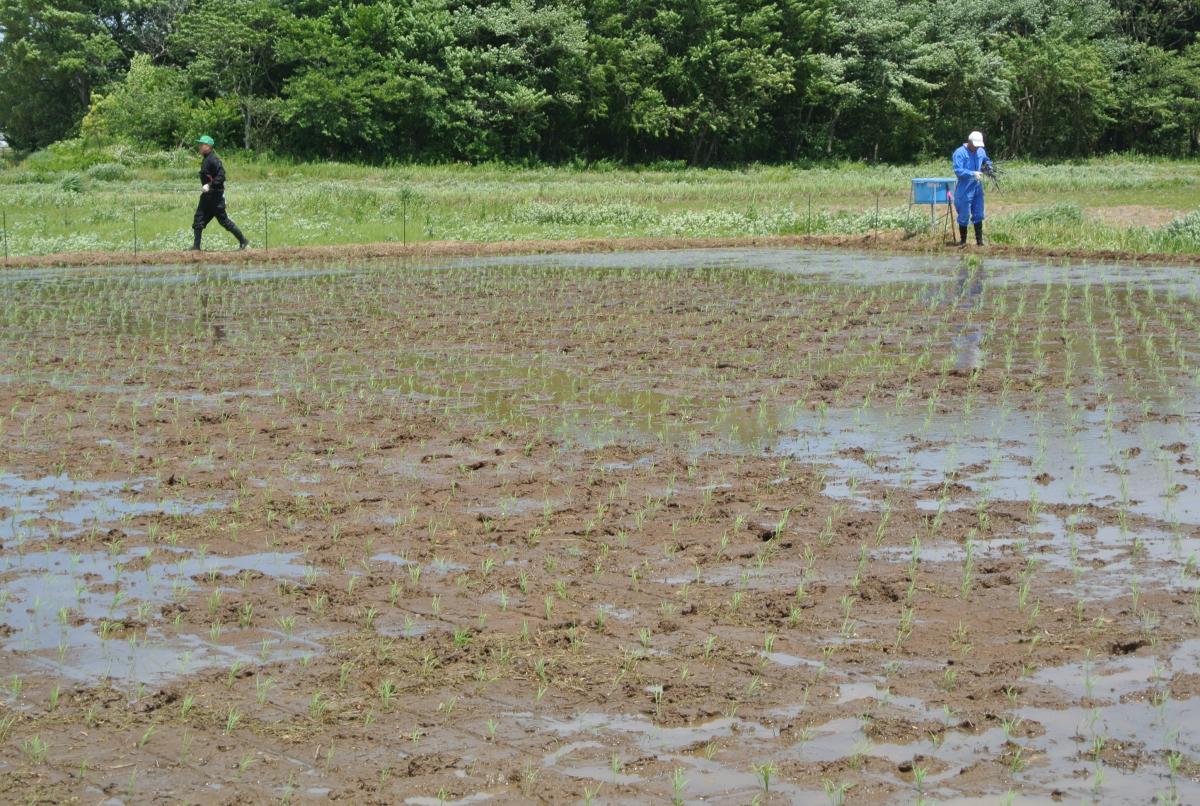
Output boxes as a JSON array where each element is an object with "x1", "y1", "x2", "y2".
[
  {"x1": 2, "y1": 0, "x2": 1199, "y2": 160},
  {"x1": 0, "y1": 0, "x2": 123, "y2": 147},
  {"x1": 168, "y1": 0, "x2": 287, "y2": 149}
]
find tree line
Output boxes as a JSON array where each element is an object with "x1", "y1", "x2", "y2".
[{"x1": 2, "y1": 0, "x2": 1199, "y2": 163}]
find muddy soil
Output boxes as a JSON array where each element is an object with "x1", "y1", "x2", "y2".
[
  {"x1": 4, "y1": 230, "x2": 1200, "y2": 271},
  {"x1": 0, "y1": 251, "x2": 1196, "y2": 804}
]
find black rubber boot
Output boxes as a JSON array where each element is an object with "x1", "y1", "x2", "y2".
[
  {"x1": 225, "y1": 223, "x2": 247, "y2": 249},
  {"x1": 191, "y1": 229, "x2": 202, "y2": 251},
  {"x1": 958, "y1": 225, "x2": 968, "y2": 248},
  {"x1": 974, "y1": 222, "x2": 984, "y2": 246}
]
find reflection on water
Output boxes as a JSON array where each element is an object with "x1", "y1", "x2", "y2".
[
  {"x1": 949, "y1": 261, "x2": 987, "y2": 369},
  {"x1": 438, "y1": 248, "x2": 1200, "y2": 296},
  {"x1": 776, "y1": 402, "x2": 1200, "y2": 529},
  {"x1": 0, "y1": 472, "x2": 224, "y2": 546},
  {"x1": 951, "y1": 325, "x2": 985, "y2": 370},
  {"x1": 0, "y1": 547, "x2": 316, "y2": 685}
]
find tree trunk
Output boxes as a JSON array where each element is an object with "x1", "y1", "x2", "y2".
[
  {"x1": 826, "y1": 110, "x2": 840, "y2": 155},
  {"x1": 243, "y1": 102, "x2": 253, "y2": 150}
]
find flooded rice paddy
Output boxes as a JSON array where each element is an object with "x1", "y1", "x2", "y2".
[{"x1": 0, "y1": 248, "x2": 1197, "y2": 803}]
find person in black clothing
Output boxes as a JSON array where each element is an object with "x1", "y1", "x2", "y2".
[{"x1": 192, "y1": 135, "x2": 248, "y2": 251}]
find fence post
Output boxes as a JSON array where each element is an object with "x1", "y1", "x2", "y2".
[
  {"x1": 264, "y1": 209, "x2": 269, "y2": 252},
  {"x1": 874, "y1": 192, "x2": 880, "y2": 243},
  {"x1": 402, "y1": 192, "x2": 407, "y2": 246},
  {"x1": 807, "y1": 193, "x2": 813, "y2": 234},
  {"x1": 2, "y1": 210, "x2": 7, "y2": 266},
  {"x1": 133, "y1": 208, "x2": 138, "y2": 258}
]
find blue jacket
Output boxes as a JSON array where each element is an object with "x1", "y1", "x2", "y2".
[{"x1": 952, "y1": 144, "x2": 990, "y2": 192}]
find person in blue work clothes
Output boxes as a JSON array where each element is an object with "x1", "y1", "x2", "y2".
[{"x1": 952, "y1": 131, "x2": 991, "y2": 247}]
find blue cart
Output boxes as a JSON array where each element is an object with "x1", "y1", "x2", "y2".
[{"x1": 910, "y1": 177, "x2": 956, "y2": 233}]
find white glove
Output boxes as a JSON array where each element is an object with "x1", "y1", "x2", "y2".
[
  {"x1": 973, "y1": 172, "x2": 983, "y2": 181},
  {"x1": 202, "y1": 184, "x2": 211, "y2": 193}
]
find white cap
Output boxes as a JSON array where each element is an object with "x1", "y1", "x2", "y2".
[{"x1": 968, "y1": 131, "x2": 984, "y2": 147}]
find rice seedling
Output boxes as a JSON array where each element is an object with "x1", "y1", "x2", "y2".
[
  {"x1": 670, "y1": 767, "x2": 687, "y2": 805},
  {"x1": 22, "y1": 735, "x2": 48, "y2": 764},
  {"x1": 752, "y1": 760, "x2": 778, "y2": 793},
  {"x1": 0, "y1": 233, "x2": 1197, "y2": 803},
  {"x1": 823, "y1": 779, "x2": 851, "y2": 806}
]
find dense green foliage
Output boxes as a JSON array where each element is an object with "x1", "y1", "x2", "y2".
[{"x1": 2, "y1": 0, "x2": 1199, "y2": 162}]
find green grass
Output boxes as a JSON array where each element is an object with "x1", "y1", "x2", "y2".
[{"x1": 1, "y1": 140, "x2": 1199, "y2": 256}]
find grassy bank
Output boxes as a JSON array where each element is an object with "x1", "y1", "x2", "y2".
[{"x1": 2, "y1": 142, "x2": 1200, "y2": 257}]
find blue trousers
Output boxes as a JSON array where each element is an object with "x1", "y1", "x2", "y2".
[{"x1": 955, "y1": 182, "x2": 985, "y2": 226}]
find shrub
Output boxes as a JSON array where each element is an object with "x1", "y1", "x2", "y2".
[
  {"x1": 21, "y1": 140, "x2": 107, "y2": 172},
  {"x1": 510, "y1": 200, "x2": 658, "y2": 227},
  {"x1": 85, "y1": 162, "x2": 131, "y2": 181},
  {"x1": 81, "y1": 54, "x2": 192, "y2": 147},
  {"x1": 0, "y1": 172, "x2": 56, "y2": 186},
  {"x1": 838, "y1": 206, "x2": 930, "y2": 235},
  {"x1": 59, "y1": 173, "x2": 84, "y2": 193},
  {"x1": 1160, "y1": 209, "x2": 1200, "y2": 245},
  {"x1": 1003, "y1": 203, "x2": 1084, "y2": 226}
]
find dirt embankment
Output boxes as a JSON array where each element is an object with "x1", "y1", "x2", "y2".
[{"x1": 5, "y1": 231, "x2": 1200, "y2": 269}]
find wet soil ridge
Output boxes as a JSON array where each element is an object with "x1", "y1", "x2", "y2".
[
  {"x1": 0, "y1": 252, "x2": 1197, "y2": 803},
  {"x1": 4, "y1": 232, "x2": 1200, "y2": 269}
]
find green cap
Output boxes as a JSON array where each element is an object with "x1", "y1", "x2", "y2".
[{"x1": 195, "y1": 135, "x2": 215, "y2": 146}]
